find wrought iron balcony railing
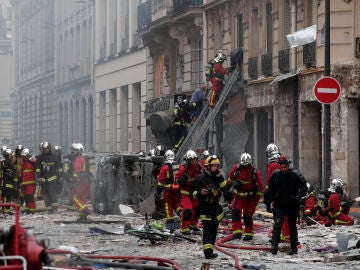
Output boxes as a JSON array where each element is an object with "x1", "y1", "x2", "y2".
[
  {"x1": 278, "y1": 49, "x2": 290, "y2": 73},
  {"x1": 248, "y1": 57, "x2": 258, "y2": 80},
  {"x1": 261, "y1": 53, "x2": 272, "y2": 76},
  {"x1": 173, "y1": 0, "x2": 203, "y2": 13},
  {"x1": 303, "y1": 41, "x2": 316, "y2": 68}
]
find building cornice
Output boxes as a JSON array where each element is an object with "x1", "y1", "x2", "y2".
[{"x1": 55, "y1": 75, "x2": 91, "y2": 92}]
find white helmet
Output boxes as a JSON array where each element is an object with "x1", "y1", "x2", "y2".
[
  {"x1": 21, "y1": 148, "x2": 31, "y2": 158},
  {"x1": 164, "y1": 150, "x2": 175, "y2": 164},
  {"x1": 185, "y1": 150, "x2": 197, "y2": 161},
  {"x1": 266, "y1": 143, "x2": 280, "y2": 159},
  {"x1": 328, "y1": 178, "x2": 344, "y2": 193},
  {"x1": 202, "y1": 150, "x2": 210, "y2": 159},
  {"x1": 240, "y1": 152, "x2": 252, "y2": 167},
  {"x1": 214, "y1": 50, "x2": 227, "y2": 63}
]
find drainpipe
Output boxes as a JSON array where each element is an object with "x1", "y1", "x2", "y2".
[{"x1": 290, "y1": 0, "x2": 299, "y2": 168}]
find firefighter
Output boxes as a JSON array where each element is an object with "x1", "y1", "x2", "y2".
[
  {"x1": 199, "y1": 150, "x2": 210, "y2": 167},
  {"x1": 265, "y1": 156, "x2": 308, "y2": 255},
  {"x1": 12, "y1": 144, "x2": 24, "y2": 207},
  {"x1": 172, "y1": 99, "x2": 191, "y2": 153},
  {"x1": 192, "y1": 155, "x2": 227, "y2": 259},
  {"x1": 35, "y1": 141, "x2": 61, "y2": 214},
  {"x1": 175, "y1": 149, "x2": 202, "y2": 234},
  {"x1": 303, "y1": 183, "x2": 332, "y2": 226},
  {"x1": 20, "y1": 148, "x2": 37, "y2": 214},
  {"x1": 53, "y1": 145, "x2": 64, "y2": 199},
  {"x1": 228, "y1": 152, "x2": 263, "y2": 240},
  {"x1": 321, "y1": 178, "x2": 354, "y2": 226},
  {"x1": 209, "y1": 50, "x2": 228, "y2": 108},
  {"x1": 264, "y1": 143, "x2": 290, "y2": 241},
  {"x1": 0, "y1": 148, "x2": 16, "y2": 214},
  {"x1": 70, "y1": 143, "x2": 91, "y2": 221},
  {"x1": 156, "y1": 150, "x2": 181, "y2": 226}
]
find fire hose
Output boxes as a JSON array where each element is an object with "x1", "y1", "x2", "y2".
[{"x1": 47, "y1": 250, "x2": 181, "y2": 270}]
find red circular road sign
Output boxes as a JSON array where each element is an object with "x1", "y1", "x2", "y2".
[{"x1": 313, "y1": 76, "x2": 341, "y2": 104}]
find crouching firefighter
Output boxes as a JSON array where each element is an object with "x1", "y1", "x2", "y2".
[{"x1": 193, "y1": 155, "x2": 227, "y2": 259}]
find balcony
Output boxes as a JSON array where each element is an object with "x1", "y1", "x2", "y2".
[
  {"x1": 278, "y1": 49, "x2": 290, "y2": 73},
  {"x1": 173, "y1": 0, "x2": 203, "y2": 13},
  {"x1": 303, "y1": 41, "x2": 316, "y2": 68},
  {"x1": 261, "y1": 53, "x2": 272, "y2": 76},
  {"x1": 137, "y1": 1, "x2": 152, "y2": 31},
  {"x1": 248, "y1": 57, "x2": 258, "y2": 80}
]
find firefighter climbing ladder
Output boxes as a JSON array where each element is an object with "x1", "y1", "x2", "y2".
[{"x1": 175, "y1": 68, "x2": 240, "y2": 162}]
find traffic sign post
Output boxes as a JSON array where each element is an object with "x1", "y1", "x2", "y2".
[{"x1": 313, "y1": 76, "x2": 341, "y2": 104}]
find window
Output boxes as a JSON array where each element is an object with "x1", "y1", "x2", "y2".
[{"x1": 236, "y1": 14, "x2": 243, "y2": 48}]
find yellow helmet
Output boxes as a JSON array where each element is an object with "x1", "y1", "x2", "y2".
[{"x1": 205, "y1": 155, "x2": 220, "y2": 166}]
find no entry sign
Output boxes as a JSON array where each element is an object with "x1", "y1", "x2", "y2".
[{"x1": 313, "y1": 76, "x2": 341, "y2": 104}]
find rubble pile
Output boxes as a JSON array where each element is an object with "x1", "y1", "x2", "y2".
[{"x1": 2, "y1": 203, "x2": 360, "y2": 270}]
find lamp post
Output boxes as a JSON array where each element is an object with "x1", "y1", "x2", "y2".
[{"x1": 322, "y1": 0, "x2": 331, "y2": 189}]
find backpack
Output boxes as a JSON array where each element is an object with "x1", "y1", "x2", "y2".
[{"x1": 205, "y1": 60, "x2": 215, "y2": 81}]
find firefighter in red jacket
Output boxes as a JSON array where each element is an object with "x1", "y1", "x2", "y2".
[
  {"x1": 303, "y1": 183, "x2": 332, "y2": 226},
  {"x1": 20, "y1": 148, "x2": 37, "y2": 214},
  {"x1": 228, "y1": 152, "x2": 263, "y2": 240},
  {"x1": 321, "y1": 178, "x2": 354, "y2": 226},
  {"x1": 209, "y1": 50, "x2": 228, "y2": 108},
  {"x1": 156, "y1": 150, "x2": 181, "y2": 225},
  {"x1": 192, "y1": 155, "x2": 227, "y2": 259},
  {"x1": 175, "y1": 149, "x2": 203, "y2": 234},
  {"x1": 70, "y1": 143, "x2": 90, "y2": 221},
  {"x1": 264, "y1": 143, "x2": 290, "y2": 241}
]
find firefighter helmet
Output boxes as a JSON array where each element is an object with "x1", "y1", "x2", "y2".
[
  {"x1": 240, "y1": 152, "x2": 252, "y2": 167},
  {"x1": 328, "y1": 178, "x2": 344, "y2": 193},
  {"x1": 204, "y1": 155, "x2": 220, "y2": 166},
  {"x1": 185, "y1": 150, "x2": 197, "y2": 160},
  {"x1": 3, "y1": 148, "x2": 13, "y2": 157},
  {"x1": 21, "y1": 148, "x2": 31, "y2": 158},
  {"x1": 42, "y1": 141, "x2": 51, "y2": 151},
  {"x1": 214, "y1": 50, "x2": 227, "y2": 63},
  {"x1": 266, "y1": 143, "x2": 280, "y2": 159},
  {"x1": 54, "y1": 145, "x2": 62, "y2": 154},
  {"x1": 148, "y1": 149, "x2": 156, "y2": 157},
  {"x1": 202, "y1": 150, "x2": 210, "y2": 159},
  {"x1": 1, "y1": 145, "x2": 7, "y2": 155},
  {"x1": 164, "y1": 150, "x2": 175, "y2": 164}
]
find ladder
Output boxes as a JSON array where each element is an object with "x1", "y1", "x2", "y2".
[{"x1": 175, "y1": 68, "x2": 240, "y2": 162}]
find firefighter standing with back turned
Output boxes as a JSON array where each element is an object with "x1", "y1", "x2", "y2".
[
  {"x1": 70, "y1": 143, "x2": 91, "y2": 221},
  {"x1": 192, "y1": 155, "x2": 227, "y2": 259}
]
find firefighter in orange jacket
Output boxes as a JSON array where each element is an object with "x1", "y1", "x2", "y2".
[
  {"x1": 209, "y1": 50, "x2": 228, "y2": 108},
  {"x1": 175, "y1": 150, "x2": 203, "y2": 234},
  {"x1": 70, "y1": 143, "x2": 90, "y2": 221},
  {"x1": 20, "y1": 148, "x2": 37, "y2": 214},
  {"x1": 228, "y1": 152, "x2": 263, "y2": 240},
  {"x1": 321, "y1": 178, "x2": 354, "y2": 226},
  {"x1": 156, "y1": 150, "x2": 181, "y2": 225}
]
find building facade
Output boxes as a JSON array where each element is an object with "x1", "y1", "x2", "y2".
[
  {"x1": 0, "y1": 0, "x2": 12, "y2": 147},
  {"x1": 138, "y1": 0, "x2": 360, "y2": 197},
  {"x1": 11, "y1": 0, "x2": 56, "y2": 152},
  {"x1": 93, "y1": 0, "x2": 148, "y2": 153},
  {"x1": 55, "y1": 0, "x2": 94, "y2": 155}
]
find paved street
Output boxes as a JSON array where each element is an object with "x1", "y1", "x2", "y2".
[{"x1": 2, "y1": 202, "x2": 360, "y2": 270}]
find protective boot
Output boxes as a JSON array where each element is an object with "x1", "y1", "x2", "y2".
[{"x1": 204, "y1": 249, "x2": 218, "y2": 259}]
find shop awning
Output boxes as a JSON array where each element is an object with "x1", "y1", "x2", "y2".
[{"x1": 269, "y1": 72, "x2": 298, "y2": 85}]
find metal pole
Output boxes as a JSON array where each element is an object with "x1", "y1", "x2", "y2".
[{"x1": 323, "y1": 0, "x2": 331, "y2": 189}]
